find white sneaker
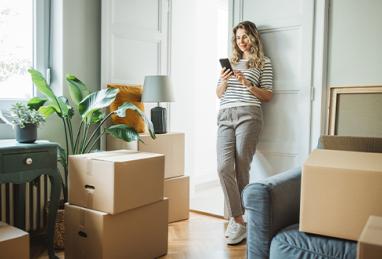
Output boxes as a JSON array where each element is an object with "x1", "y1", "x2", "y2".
[
  {"x1": 225, "y1": 218, "x2": 236, "y2": 238},
  {"x1": 226, "y1": 222, "x2": 246, "y2": 245}
]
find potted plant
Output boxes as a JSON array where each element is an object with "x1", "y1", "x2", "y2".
[
  {"x1": 0, "y1": 102, "x2": 45, "y2": 143},
  {"x1": 27, "y1": 68, "x2": 155, "y2": 249}
]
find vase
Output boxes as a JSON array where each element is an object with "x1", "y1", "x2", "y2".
[{"x1": 16, "y1": 124, "x2": 37, "y2": 143}]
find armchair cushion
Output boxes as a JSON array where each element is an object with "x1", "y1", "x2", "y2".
[
  {"x1": 270, "y1": 224, "x2": 356, "y2": 259},
  {"x1": 243, "y1": 167, "x2": 302, "y2": 259}
]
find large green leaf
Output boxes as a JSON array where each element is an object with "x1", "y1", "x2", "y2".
[
  {"x1": 38, "y1": 105, "x2": 56, "y2": 118},
  {"x1": 106, "y1": 124, "x2": 139, "y2": 142},
  {"x1": 89, "y1": 110, "x2": 105, "y2": 124},
  {"x1": 28, "y1": 69, "x2": 55, "y2": 101},
  {"x1": 58, "y1": 96, "x2": 74, "y2": 118},
  {"x1": 115, "y1": 102, "x2": 156, "y2": 139},
  {"x1": 28, "y1": 68, "x2": 70, "y2": 117},
  {"x1": 78, "y1": 88, "x2": 119, "y2": 123},
  {"x1": 27, "y1": 97, "x2": 47, "y2": 110},
  {"x1": 65, "y1": 74, "x2": 90, "y2": 106}
]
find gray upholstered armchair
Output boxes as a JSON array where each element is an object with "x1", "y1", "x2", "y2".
[{"x1": 243, "y1": 135, "x2": 382, "y2": 259}]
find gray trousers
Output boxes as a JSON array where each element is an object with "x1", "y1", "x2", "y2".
[{"x1": 217, "y1": 105, "x2": 263, "y2": 217}]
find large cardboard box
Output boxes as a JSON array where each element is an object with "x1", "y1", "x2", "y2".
[
  {"x1": 164, "y1": 176, "x2": 190, "y2": 223},
  {"x1": 107, "y1": 132, "x2": 185, "y2": 179},
  {"x1": 300, "y1": 149, "x2": 382, "y2": 241},
  {"x1": 0, "y1": 222, "x2": 29, "y2": 259},
  {"x1": 357, "y1": 215, "x2": 382, "y2": 259},
  {"x1": 65, "y1": 199, "x2": 168, "y2": 259},
  {"x1": 69, "y1": 150, "x2": 164, "y2": 214}
]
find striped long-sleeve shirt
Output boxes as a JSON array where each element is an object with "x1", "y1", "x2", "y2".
[{"x1": 218, "y1": 57, "x2": 273, "y2": 109}]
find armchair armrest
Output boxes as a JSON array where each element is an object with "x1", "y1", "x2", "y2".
[{"x1": 243, "y1": 167, "x2": 302, "y2": 259}]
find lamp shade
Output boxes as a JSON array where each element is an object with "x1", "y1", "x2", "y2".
[{"x1": 142, "y1": 75, "x2": 174, "y2": 103}]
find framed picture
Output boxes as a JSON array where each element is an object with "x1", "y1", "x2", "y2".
[{"x1": 327, "y1": 85, "x2": 382, "y2": 136}]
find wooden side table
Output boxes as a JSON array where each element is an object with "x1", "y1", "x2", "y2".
[{"x1": 0, "y1": 140, "x2": 62, "y2": 259}]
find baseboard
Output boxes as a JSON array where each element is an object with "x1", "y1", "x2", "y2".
[{"x1": 189, "y1": 209, "x2": 225, "y2": 219}]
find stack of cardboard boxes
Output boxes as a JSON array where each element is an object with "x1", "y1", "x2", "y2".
[
  {"x1": 107, "y1": 132, "x2": 189, "y2": 223},
  {"x1": 65, "y1": 150, "x2": 168, "y2": 259}
]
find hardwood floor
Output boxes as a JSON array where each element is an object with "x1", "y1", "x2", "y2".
[
  {"x1": 161, "y1": 212, "x2": 246, "y2": 259},
  {"x1": 33, "y1": 212, "x2": 246, "y2": 259}
]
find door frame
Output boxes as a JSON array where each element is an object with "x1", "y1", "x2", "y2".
[{"x1": 310, "y1": 0, "x2": 330, "y2": 150}]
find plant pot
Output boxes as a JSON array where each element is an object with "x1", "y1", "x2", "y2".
[{"x1": 16, "y1": 124, "x2": 37, "y2": 143}]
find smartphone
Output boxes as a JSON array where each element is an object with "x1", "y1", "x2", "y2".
[{"x1": 219, "y1": 58, "x2": 234, "y2": 73}]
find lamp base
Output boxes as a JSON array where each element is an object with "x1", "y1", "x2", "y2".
[{"x1": 151, "y1": 106, "x2": 167, "y2": 134}]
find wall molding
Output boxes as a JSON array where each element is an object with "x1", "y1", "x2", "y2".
[
  {"x1": 260, "y1": 25, "x2": 301, "y2": 34},
  {"x1": 272, "y1": 89, "x2": 301, "y2": 94}
]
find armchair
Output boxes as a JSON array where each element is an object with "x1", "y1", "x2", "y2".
[{"x1": 243, "y1": 135, "x2": 382, "y2": 259}]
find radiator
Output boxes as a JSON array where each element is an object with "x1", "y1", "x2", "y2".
[{"x1": 0, "y1": 175, "x2": 50, "y2": 233}]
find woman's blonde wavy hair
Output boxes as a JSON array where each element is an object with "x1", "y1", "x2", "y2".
[{"x1": 231, "y1": 21, "x2": 265, "y2": 69}]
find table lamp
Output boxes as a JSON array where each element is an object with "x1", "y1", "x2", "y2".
[{"x1": 142, "y1": 75, "x2": 174, "y2": 134}]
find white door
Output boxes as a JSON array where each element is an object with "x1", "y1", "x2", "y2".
[
  {"x1": 101, "y1": 0, "x2": 170, "y2": 87},
  {"x1": 231, "y1": 0, "x2": 315, "y2": 179}
]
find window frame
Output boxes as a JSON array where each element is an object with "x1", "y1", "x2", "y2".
[{"x1": 0, "y1": 0, "x2": 51, "y2": 111}]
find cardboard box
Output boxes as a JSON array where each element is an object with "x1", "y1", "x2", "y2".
[
  {"x1": 65, "y1": 199, "x2": 168, "y2": 259},
  {"x1": 0, "y1": 222, "x2": 29, "y2": 259},
  {"x1": 106, "y1": 134, "x2": 138, "y2": 151},
  {"x1": 69, "y1": 150, "x2": 164, "y2": 214},
  {"x1": 357, "y1": 216, "x2": 382, "y2": 259},
  {"x1": 300, "y1": 149, "x2": 382, "y2": 241},
  {"x1": 164, "y1": 176, "x2": 190, "y2": 223},
  {"x1": 107, "y1": 132, "x2": 185, "y2": 179}
]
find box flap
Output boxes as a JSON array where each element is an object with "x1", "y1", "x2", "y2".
[
  {"x1": 69, "y1": 150, "x2": 137, "y2": 159},
  {"x1": 359, "y1": 216, "x2": 382, "y2": 246},
  {"x1": 0, "y1": 223, "x2": 28, "y2": 242},
  {"x1": 305, "y1": 149, "x2": 382, "y2": 172},
  {"x1": 95, "y1": 152, "x2": 163, "y2": 162},
  {"x1": 65, "y1": 203, "x2": 108, "y2": 216},
  {"x1": 70, "y1": 150, "x2": 163, "y2": 162}
]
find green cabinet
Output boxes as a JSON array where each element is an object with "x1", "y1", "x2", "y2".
[{"x1": 0, "y1": 140, "x2": 62, "y2": 259}]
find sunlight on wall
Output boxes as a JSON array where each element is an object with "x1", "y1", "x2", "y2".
[{"x1": 171, "y1": 0, "x2": 228, "y2": 187}]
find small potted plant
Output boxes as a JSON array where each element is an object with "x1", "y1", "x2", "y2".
[{"x1": 1, "y1": 102, "x2": 45, "y2": 143}]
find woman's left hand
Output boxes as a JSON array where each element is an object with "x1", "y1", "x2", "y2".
[{"x1": 234, "y1": 71, "x2": 252, "y2": 88}]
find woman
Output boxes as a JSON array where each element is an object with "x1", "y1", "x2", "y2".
[{"x1": 216, "y1": 21, "x2": 273, "y2": 245}]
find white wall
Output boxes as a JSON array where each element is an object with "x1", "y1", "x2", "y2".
[
  {"x1": 170, "y1": 0, "x2": 227, "y2": 183},
  {"x1": 311, "y1": 0, "x2": 382, "y2": 148},
  {"x1": 328, "y1": 0, "x2": 382, "y2": 85},
  {"x1": 0, "y1": 0, "x2": 100, "y2": 149},
  {"x1": 169, "y1": 0, "x2": 196, "y2": 178}
]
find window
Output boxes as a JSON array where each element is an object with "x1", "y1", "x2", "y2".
[{"x1": 0, "y1": 0, "x2": 50, "y2": 105}]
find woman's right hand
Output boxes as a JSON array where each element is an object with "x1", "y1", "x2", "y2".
[{"x1": 220, "y1": 68, "x2": 233, "y2": 82}]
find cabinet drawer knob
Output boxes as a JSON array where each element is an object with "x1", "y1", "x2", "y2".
[{"x1": 25, "y1": 158, "x2": 33, "y2": 165}]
